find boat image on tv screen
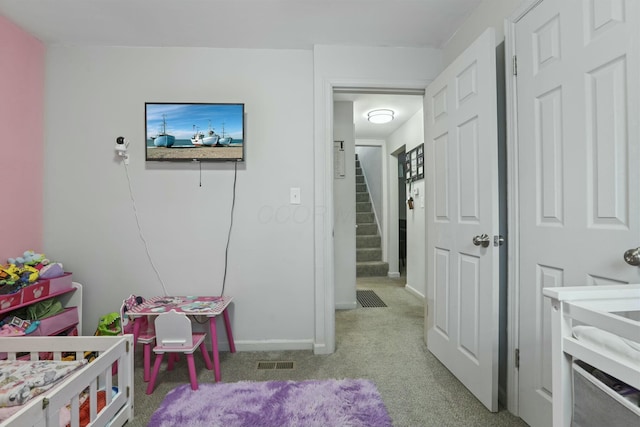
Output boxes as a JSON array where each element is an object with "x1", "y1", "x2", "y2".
[{"x1": 145, "y1": 102, "x2": 245, "y2": 162}]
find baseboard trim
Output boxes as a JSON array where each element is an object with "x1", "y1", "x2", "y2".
[
  {"x1": 313, "y1": 342, "x2": 331, "y2": 355},
  {"x1": 335, "y1": 301, "x2": 357, "y2": 310},
  {"x1": 387, "y1": 271, "x2": 400, "y2": 278},
  {"x1": 227, "y1": 339, "x2": 315, "y2": 352},
  {"x1": 204, "y1": 342, "x2": 231, "y2": 352},
  {"x1": 405, "y1": 283, "x2": 425, "y2": 300}
]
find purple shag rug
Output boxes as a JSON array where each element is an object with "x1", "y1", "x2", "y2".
[{"x1": 147, "y1": 378, "x2": 393, "y2": 427}]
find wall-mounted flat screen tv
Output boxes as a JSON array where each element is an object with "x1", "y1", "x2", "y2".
[{"x1": 145, "y1": 102, "x2": 245, "y2": 162}]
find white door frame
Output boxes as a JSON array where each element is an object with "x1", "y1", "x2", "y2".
[
  {"x1": 389, "y1": 144, "x2": 408, "y2": 280},
  {"x1": 503, "y1": 0, "x2": 546, "y2": 415},
  {"x1": 314, "y1": 78, "x2": 429, "y2": 355}
]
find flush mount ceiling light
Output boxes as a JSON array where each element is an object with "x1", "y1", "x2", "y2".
[{"x1": 367, "y1": 109, "x2": 395, "y2": 124}]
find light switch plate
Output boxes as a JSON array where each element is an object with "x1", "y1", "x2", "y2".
[{"x1": 290, "y1": 187, "x2": 301, "y2": 204}]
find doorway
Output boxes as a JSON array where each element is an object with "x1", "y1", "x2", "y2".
[
  {"x1": 398, "y1": 149, "x2": 407, "y2": 276},
  {"x1": 332, "y1": 90, "x2": 422, "y2": 285},
  {"x1": 316, "y1": 31, "x2": 510, "y2": 416}
]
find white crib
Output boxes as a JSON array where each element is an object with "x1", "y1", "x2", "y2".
[
  {"x1": 0, "y1": 335, "x2": 134, "y2": 427},
  {"x1": 543, "y1": 284, "x2": 640, "y2": 427}
]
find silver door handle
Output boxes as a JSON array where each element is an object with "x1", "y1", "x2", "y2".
[
  {"x1": 472, "y1": 234, "x2": 491, "y2": 248},
  {"x1": 623, "y1": 247, "x2": 640, "y2": 266}
]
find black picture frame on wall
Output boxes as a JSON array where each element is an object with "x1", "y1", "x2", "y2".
[{"x1": 405, "y1": 143, "x2": 424, "y2": 182}]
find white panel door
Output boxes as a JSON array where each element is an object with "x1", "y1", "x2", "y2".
[
  {"x1": 425, "y1": 28, "x2": 500, "y2": 412},
  {"x1": 515, "y1": 1, "x2": 640, "y2": 426}
]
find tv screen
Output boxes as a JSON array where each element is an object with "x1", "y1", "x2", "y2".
[{"x1": 145, "y1": 102, "x2": 245, "y2": 162}]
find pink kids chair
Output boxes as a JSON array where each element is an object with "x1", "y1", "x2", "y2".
[
  {"x1": 120, "y1": 295, "x2": 156, "y2": 382},
  {"x1": 146, "y1": 309, "x2": 213, "y2": 394}
]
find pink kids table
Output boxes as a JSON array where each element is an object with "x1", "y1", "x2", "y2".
[{"x1": 126, "y1": 295, "x2": 235, "y2": 381}]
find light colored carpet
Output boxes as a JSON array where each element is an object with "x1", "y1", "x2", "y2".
[{"x1": 125, "y1": 276, "x2": 527, "y2": 426}]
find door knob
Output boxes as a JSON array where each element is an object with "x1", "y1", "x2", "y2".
[
  {"x1": 623, "y1": 247, "x2": 640, "y2": 266},
  {"x1": 472, "y1": 234, "x2": 491, "y2": 248}
]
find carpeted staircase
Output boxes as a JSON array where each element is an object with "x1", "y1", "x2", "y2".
[{"x1": 356, "y1": 156, "x2": 388, "y2": 277}]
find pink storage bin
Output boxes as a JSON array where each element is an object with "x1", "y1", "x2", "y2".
[
  {"x1": 30, "y1": 307, "x2": 79, "y2": 336},
  {"x1": 21, "y1": 281, "x2": 50, "y2": 303},
  {"x1": 21, "y1": 272, "x2": 73, "y2": 303},
  {"x1": 0, "y1": 292, "x2": 21, "y2": 310},
  {"x1": 48, "y1": 272, "x2": 73, "y2": 293}
]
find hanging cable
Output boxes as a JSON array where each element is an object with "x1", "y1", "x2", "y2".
[
  {"x1": 193, "y1": 159, "x2": 202, "y2": 187},
  {"x1": 220, "y1": 162, "x2": 238, "y2": 296},
  {"x1": 124, "y1": 162, "x2": 169, "y2": 296}
]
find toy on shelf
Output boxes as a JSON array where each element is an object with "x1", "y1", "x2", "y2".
[
  {"x1": 0, "y1": 250, "x2": 67, "y2": 299},
  {"x1": 39, "y1": 262, "x2": 64, "y2": 279},
  {"x1": 0, "y1": 315, "x2": 40, "y2": 336},
  {"x1": 0, "y1": 264, "x2": 21, "y2": 284},
  {"x1": 8, "y1": 250, "x2": 48, "y2": 268},
  {"x1": 0, "y1": 264, "x2": 38, "y2": 286}
]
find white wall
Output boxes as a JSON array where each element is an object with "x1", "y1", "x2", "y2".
[
  {"x1": 313, "y1": 45, "x2": 442, "y2": 353},
  {"x1": 387, "y1": 110, "x2": 425, "y2": 297},
  {"x1": 43, "y1": 46, "x2": 315, "y2": 350},
  {"x1": 333, "y1": 101, "x2": 356, "y2": 309},
  {"x1": 442, "y1": 0, "x2": 523, "y2": 67},
  {"x1": 41, "y1": 43, "x2": 442, "y2": 354}
]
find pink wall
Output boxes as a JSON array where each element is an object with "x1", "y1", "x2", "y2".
[{"x1": 0, "y1": 15, "x2": 45, "y2": 263}]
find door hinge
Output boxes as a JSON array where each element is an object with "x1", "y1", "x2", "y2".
[
  {"x1": 515, "y1": 348, "x2": 520, "y2": 369},
  {"x1": 513, "y1": 55, "x2": 518, "y2": 76}
]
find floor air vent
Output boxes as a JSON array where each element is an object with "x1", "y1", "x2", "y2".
[
  {"x1": 257, "y1": 361, "x2": 296, "y2": 370},
  {"x1": 357, "y1": 290, "x2": 387, "y2": 307}
]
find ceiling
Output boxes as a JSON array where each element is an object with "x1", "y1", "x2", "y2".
[
  {"x1": 0, "y1": 0, "x2": 481, "y2": 139},
  {"x1": 0, "y1": 0, "x2": 482, "y2": 50},
  {"x1": 334, "y1": 92, "x2": 424, "y2": 140}
]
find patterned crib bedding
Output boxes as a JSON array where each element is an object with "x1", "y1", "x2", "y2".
[{"x1": 0, "y1": 359, "x2": 86, "y2": 408}]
